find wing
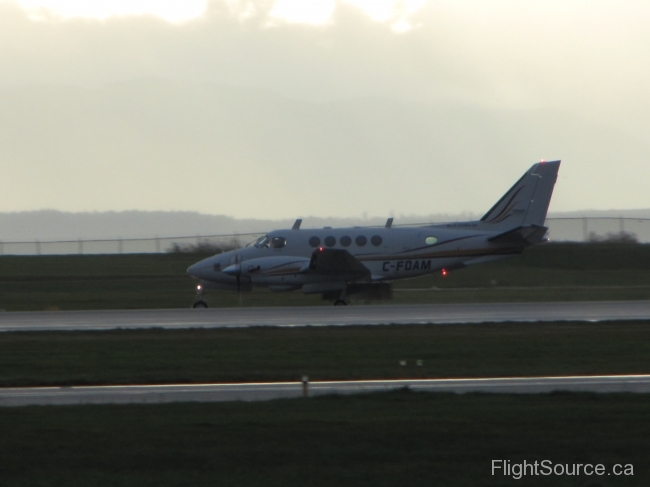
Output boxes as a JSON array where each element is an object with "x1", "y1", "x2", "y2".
[{"x1": 307, "y1": 248, "x2": 370, "y2": 278}]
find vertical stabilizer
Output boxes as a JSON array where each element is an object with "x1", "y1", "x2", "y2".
[{"x1": 481, "y1": 160, "x2": 561, "y2": 228}]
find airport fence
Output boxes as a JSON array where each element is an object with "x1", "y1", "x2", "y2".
[
  {"x1": 0, "y1": 233, "x2": 265, "y2": 256},
  {"x1": 1, "y1": 218, "x2": 649, "y2": 256}
]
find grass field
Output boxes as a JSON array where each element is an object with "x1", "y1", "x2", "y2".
[
  {"x1": 0, "y1": 242, "x2": 649, "y2": 310},
  {"x1": 2, "y1": 321, "x2": 649, "y2": 387},
  {"x1": 1, "y1": 391, "x2": 646, "y2": 486},
  {"x1": 3, "y1": 245, "x2": 648, "y2": 486}
]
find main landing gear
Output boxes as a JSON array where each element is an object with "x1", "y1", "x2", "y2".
[
  {"x1": 192, "y1": 284, "x2": 208, "y2": 308},
  {"x1": 333, "y1": 289, "x2": 349, "y2": 306}
]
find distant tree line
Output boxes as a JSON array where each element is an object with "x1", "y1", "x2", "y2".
[
  {"x1": 166, "y1": 241, "x2": 239, "y2": 254},
  {"x1": 588, "y1": 231, "x2": 638, "y2": 244}
]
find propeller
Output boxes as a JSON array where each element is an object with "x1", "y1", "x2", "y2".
[
  {"x1": 234, "y1": 232, "x2": 242, "y2": 306},
  {"x1": 222, "y1": 234, "x2": 243, "y2": 305}
]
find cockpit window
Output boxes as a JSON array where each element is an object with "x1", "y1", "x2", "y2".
[
  {"x1": 425, "y1": 236, "x2": 438, "y2": 245},
  {"x1": 271, "y1": 237, "x2": 286, "y2": 249},
  {"x1": 254, "y1": 235, "x2": 270, "y2": 248}
]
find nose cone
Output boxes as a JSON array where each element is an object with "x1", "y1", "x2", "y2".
[
  {"x1": 187, "y1": 258, "x2": 216, "y2": 280},
  {"x1": 187, "y1": 262, "x2": 199, "y2": 277}
]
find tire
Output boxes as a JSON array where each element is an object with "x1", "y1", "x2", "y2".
[{"x1": 192, "y1": 300, "x2": 208, "y2": 309}]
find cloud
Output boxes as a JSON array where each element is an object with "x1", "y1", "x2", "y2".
[
  {"x1": 0, "y1": 0, "x2": 649, "y2": 217},
  {"x1": 1, "y1": 79, "x2": 649, "y2": 218},
  {"x1": 1, "y1": 1, "x2": 648, "y2": 116},
  {"x1": 4, "y1": 0, "x2": 208, "y2": 22}
]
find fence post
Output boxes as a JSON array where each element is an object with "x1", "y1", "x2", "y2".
[
  {"x1": 155, "y1": 237, "x2": 160, "y2": 253},
  {"x1": 36, "y1": 240, "x2": 41, "y2": 255},
  {"x1": 118, "y1": 239, "x2": 123, "y2": 254},
  {"x1": 619, "y1": 217, "x2": 624, "y2": 234},
  {"x1": 78, "y1": 238, "x2": 83, "y2": 255},
  {"x1": 582, "y1": 218, "x2": 588, "y2": 242},
  {"x1": 0, "y1": 241, "x2": 3, "y2": 256}
]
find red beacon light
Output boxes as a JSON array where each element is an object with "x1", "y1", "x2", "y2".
[{"x1": 441, "y1": 269, "x2": 448, "y2": 276}]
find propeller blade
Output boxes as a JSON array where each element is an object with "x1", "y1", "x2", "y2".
[{"x1": 235, "y1": 232, "x2": 242, "y2": 306}]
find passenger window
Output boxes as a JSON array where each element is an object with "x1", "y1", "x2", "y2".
[
  {"x1": 425, "y1": 236, "x2": 438, "y2": 245},
  {"x1": 324, "y1": 236, "x2": 336, "y2": 247},
  {"x1": 309, "y1": 236, "x2": 321, "y2": 247},
  {"x1": 371, "y1": 235, "x2": 382, "y2": 246},
  {"x1": 355, "y1": 235, "x2": 367, "y2": 246},
  {"x1": 271, "y1": 237, "x2": 286, "y2": 249},
  {"x1": 340, "y1": 236, "x2": 352, "y2": 247}
]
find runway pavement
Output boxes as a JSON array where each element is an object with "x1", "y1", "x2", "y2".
[
  {"x1": 1, "y1": 375, "x2": 649, "y2": 406},
  {"x1": 0, "y1": 301, "x2": 649, "y2": 332}
]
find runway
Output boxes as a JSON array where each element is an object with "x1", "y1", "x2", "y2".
[
  {"x1": 0, "y1": 300, "x2": 649, "y2": 332},
  {"x1": 1, "y1": 375, "x2": 649, "y2": 406}
]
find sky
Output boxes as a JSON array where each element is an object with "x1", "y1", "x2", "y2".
[{"x1": 0, "y1": 0, "x2": 649, "y2": 219}]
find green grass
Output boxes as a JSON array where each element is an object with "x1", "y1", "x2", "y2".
[
  {"x1": 0, "y1": 391, "x2": 647, "y2": 486},
  {"x1": 1, "y1": 243, "x2": 650, "y2": 310},
  {"x1": 2, "y1": 321, "x2": 650, "y2": 387},
  {"x1": 2, "y1": 245, "x2": 648, "y2": 486}
]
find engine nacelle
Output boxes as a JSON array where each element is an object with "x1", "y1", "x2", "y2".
[{"x1": 240, "y1": 256, "x2": 310, "y2": 277}]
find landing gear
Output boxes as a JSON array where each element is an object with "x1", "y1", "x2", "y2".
[
  {"x1": 333, "y1": 289, "x2": 349, "y2": 306},
  {"x1": 192, "y1": 284, "x2": 208, "y2": 309}
]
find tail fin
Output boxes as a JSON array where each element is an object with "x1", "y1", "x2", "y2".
[{"x1": 481, "y1": 160, "x2": 560, "y2": 228}]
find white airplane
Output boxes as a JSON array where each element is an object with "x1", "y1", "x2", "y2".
[{"x1": 188, "y1": 160, "x2": 560, "y2": 307}]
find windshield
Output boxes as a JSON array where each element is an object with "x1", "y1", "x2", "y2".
[{"x1": 253, "y1": 235, "x2": 270, "y2": 248}]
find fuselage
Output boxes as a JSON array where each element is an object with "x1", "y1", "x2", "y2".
[
  {"x1": 187, "y1": 160, "x2": 560, "y2": 300},
  {"x1": 187, "y1": 221, "x2": 522, "y2": 293}
]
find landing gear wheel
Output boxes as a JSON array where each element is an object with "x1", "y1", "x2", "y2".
[
  {"x1": 333, "y1": 299, "x2": 348, "y2": 306},
  {"x1": 193, "y1": 284, "x2": 207, "y2": 309}
]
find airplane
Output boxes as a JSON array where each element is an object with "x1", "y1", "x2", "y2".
[{"x1": 187, "y1": 160, "x2": 561, "y2": 307}]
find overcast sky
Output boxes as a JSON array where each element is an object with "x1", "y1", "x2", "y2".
[{"x1": 1, "y1": 0, "x2": 649, "y2": 219}]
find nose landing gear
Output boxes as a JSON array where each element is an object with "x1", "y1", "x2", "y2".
[{"x1": 192, "y1": 284, "x2": 208, "y2": 309}]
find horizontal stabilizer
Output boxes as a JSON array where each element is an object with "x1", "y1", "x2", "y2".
[
  {"x1": 308, "y1": 248, "x2": 370, "y2": 278},
  {"x1": 488, "y1": 224, "x2": 548, "y2": 246}
]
